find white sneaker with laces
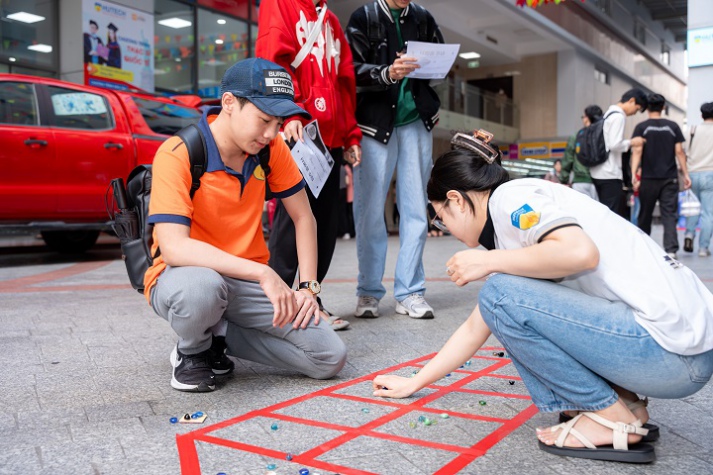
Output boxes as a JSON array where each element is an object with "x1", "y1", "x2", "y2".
[
  {"x1": 700, "y1": 249, "x2": 711, "y2": 257},
  {"x1": 355, "y1": 296, "x2": 380, "y2": 318},
  {"x1": 395, "y1": 294, "x2": 434, "y2": 319}
]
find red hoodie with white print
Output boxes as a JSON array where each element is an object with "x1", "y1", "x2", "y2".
[{"x1": 256, "y1": 0, "x2": 361, "y2": 150}]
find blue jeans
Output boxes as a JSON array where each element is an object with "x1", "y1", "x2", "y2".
[
  {"x1": 478, "y1": 274, "x2": 713, "y2": 413},
  {"x1": 685, "y1": 171, "x2": 713, "y2": 251},
  {"x1": 354, "y1": 121, "x2": 433, "y2": 301}
]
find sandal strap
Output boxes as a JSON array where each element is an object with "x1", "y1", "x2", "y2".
[
  {"x1": 626, "y1": 397, "x2": 649, "y2": 411},
  {"x1": 554, "y1": 414, "x2": 597, "y2": 449},
  {"x1": 581, "y1": 413, "x2": 648, "y2": 450}
]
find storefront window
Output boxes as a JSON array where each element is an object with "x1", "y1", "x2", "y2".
[
  {"x1": 154, "y1": 0, "x2": 195, "y2": 94},
  {"x1": 1, "y1": 0, "x2": 58, "y2": 72},
  {"x1": 197, "y1": 9, "x2": 249, "y2": 97}
]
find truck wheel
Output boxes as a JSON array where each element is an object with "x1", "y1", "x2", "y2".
[{"x1": 40, "y1": 230, "x2": 100, "y2": 254}]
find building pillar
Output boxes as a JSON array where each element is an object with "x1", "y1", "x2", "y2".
[{"x1": 687, "y1": 0, "x2": 713, "y2": 127}]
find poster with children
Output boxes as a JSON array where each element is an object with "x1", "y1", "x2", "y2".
[{"x1": 82, "y1": 0, "x2": 154, "y2": 92}]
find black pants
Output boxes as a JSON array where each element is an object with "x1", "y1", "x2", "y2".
[
  {"x1": 638, "y1": 178, "x2": 679, "y2": 253},
  {"x1": 268, "y1": 147, "x2": 342, "y2": 287},
  {"x1": 337, "y1": 187, "x2": 355, "y2": 238},
  {"x1": 592, "y1": 178, "x2": 627, "y2": 219}
]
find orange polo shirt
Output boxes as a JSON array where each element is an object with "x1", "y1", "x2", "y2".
[{"x1": 143, "y1": 108, "x2": 305, "y2": 301}]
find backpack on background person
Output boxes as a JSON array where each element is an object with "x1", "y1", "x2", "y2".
[{"x1": 575, "y1": 110, "x2": 624, "y2": 167}]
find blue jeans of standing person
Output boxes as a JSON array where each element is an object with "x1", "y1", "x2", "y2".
[
  {"x1": 354, "y1": 121, "x2": 433, "y2": 301},
  {"x1": 685, "y1": 171, "x2": 713, "y2": 252},
  {"x1": 478, "y1": 274, "x2": 713, "y2": 413}
]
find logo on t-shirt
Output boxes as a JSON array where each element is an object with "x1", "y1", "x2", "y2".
[
  {"x1": 511, "y1": 204, "x2": 541, "y2": 230},
  {"x1": 253, "y1": 165, "x2": 267, "y2": 181}
]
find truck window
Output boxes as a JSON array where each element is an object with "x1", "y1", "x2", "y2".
[
  {"x1": 132, "y1": 97, "x2": 201, "y2": 135},
  {"x1": 47, "y1": 86, "x2": 113, "y2": 130},
  {"x1": 0, "y1": 82, "x2": 39, "y2": 126}
]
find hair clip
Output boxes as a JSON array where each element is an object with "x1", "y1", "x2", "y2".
[{"x1": 450, "y1": 129, "x2": 500, "y2": 164}]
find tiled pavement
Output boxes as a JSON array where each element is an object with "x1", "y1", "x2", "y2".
[{"x1": 0, "y1": 225, "x2": 711, "y2": 475}]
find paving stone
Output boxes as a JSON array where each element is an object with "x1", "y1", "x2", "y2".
[{"x1": 0, "y1": 227, "x2": 711, "y2": 474}]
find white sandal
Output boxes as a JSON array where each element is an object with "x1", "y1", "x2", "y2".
[{"x1": 539, "y1": 412, "x2": 655, "y2": 463}]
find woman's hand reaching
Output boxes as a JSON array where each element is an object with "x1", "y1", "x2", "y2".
[{"x1": 372, "y1": 374, "x2": 418, "y2": 399}]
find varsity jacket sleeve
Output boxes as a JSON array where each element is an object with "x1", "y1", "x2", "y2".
[
  {"x1": 345, "y1": 7, "x2": 397, "y2": 91},
  {"x1": 559, "y1": 135, "x2": 576, "y2": 185},
  {"x1": 335, "y1": 17, "x2": 363, "y2": 149},
  {"x1": 255, "y1": 0, "x2": 307, "y2": 127}
]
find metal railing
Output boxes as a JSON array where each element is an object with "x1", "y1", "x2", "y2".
[{"x1": 433, "y1": 81, "x2": 519, "y2": 129}]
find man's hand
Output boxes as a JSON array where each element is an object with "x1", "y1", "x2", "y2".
[
  {"x1": 283, "y1": 120, "x2": 303, "y2": 143},
  {"x1": 446, "y1": 250, "x2": 491, "y2": 286},
  {"x1": 292, "y1": 289, "x2": 321, "y2": 329},
  {"x1": 259, "y1": 267, "x2": 297, "y2": 328},
  {"x1": 630, "y1": 136, "x2": 646, "y2": 148},
  {"x1": 372, "y1": 374, "x2": 418, "y2": 398},
  {"x1": 389, "y1": 54, "x2": 419, "y2": 81},
  {"x1": 682, "y1": 174, "x2": 692, "y2": 190},
  {"x1": 345, "y1": 144, "x2": 361, "y2": 167}
]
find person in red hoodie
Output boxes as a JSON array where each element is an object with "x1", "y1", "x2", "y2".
[{"x1": 257, "y1": 0, "x2": 362, "y2": 331}]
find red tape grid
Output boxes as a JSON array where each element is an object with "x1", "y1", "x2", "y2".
[{"x1": 177, "y1": 346, "x2": 538, "y2": 474}]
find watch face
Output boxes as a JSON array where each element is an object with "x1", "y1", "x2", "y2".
[{"x1": 310, "y1": 281, "x2": 321, "y2": 294}]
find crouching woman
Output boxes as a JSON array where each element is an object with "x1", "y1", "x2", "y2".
[{"x1": 372, "y1": 131, "x2": 713, "y2": 464}]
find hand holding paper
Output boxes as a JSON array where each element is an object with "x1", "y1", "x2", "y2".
[{"x1": 404, "y1": 41, "x2": 460, "y2": 80}]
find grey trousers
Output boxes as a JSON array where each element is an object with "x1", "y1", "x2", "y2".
[{"x1": 150, "y1": 266, "x2": 347, "y2": 380}]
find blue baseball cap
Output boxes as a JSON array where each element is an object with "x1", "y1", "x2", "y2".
[{"x1": 220, "y1": 57, "x2": 311, "y2": 120}]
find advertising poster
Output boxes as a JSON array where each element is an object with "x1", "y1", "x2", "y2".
[{"x1": 82, "y1": 0, "x2": 154, "y2": 92}]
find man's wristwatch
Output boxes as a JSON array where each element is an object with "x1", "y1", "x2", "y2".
[{"x1": 298, "y1": 280, "x2": 321, "y2": 295}]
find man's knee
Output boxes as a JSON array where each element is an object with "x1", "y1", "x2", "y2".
[
  {"x1": 308, "y1": 336, "x2": 347, "y2": 380},
  {"x1": 157, "y1": 267, "x2": 228, "y2": 312}
]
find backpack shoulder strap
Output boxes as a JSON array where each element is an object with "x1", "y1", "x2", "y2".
[
  {"x1": 365, "y1": 1, "x2": 383, "y2": 47},
  {"x1": 258, "y1": 144, "x2": 270, "y2": 177},
  {"x1": 175, "y1": 124, "x2": 207, "y2": 199},
  {"x1": 409, "y1": 3, "x2": 429, "y2": 42}
]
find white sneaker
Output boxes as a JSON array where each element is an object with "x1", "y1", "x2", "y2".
[
  {"x1": 355, "y1": 296, "x2": 380, "y2": 318},
  {"x1": 667, "y1": 252, "x2": 678, "y2": 259},
  {"x1": 395, "y1": 294, "x2": 434, "y2": 319},
  {"x1": 699, "y1": 249, "x2": 711, "y2": 257}
]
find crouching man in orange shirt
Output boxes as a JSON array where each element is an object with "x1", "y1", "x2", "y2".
[{"x1": 145, "y1": 58, "x2": 347, "y2": 392}]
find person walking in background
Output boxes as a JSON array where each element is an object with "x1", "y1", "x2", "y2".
[
  {"x1": 684, "y1": 102, "x2": 713, "y2": 257},
  {"x1": 560, "y1": 105, "x2": 602, "y2": 200},
  {"x1": 590, "y1": 89, "x2": 648, "y2": 217},
  {"x1": 256, "y1": 0, "x2": 362, "y2": 331},
  {"x1": 630, "y1": 93, "x2": 690, "y2": 259},
  {"x1": 346, "y1": 0, "x2": 444, "y2": 319}
]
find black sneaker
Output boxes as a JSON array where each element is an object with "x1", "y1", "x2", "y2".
[
  {"x1": 684, "y1": 236, "x2": 694, "y2": 253},
  {"x1": 209, "y1": 336, "x2": 235, "y2": 375},
  {"x1": 169, "y1": 346, "x2": 215, "y2": 392}
]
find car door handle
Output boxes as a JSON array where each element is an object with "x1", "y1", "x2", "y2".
[
  {"x1": 24, "y1": 139, "x2": 48, "y2": 147},
  {"x1": 104, "y1": 142, "x2": 124, "y2": 150}
]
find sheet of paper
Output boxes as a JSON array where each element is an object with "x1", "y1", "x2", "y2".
[
  {"x1": 289, "y1": 121, "x2": 334, "y2": 198},
  {"x1": 404, "y1": 41, "x2": 460, "y2": 79}
]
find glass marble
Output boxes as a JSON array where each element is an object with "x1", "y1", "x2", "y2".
[
  {"x1": 270, "y1": 423, "x2": 279, "y2": 431},
  {"x1": 170, "y1": 417, "x2": 178, "y2": 424}
]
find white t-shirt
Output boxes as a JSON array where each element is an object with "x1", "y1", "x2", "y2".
[
  {"x1": 589, "y1": 105, "x2": 629, "y2": 180},
  {"x1": 687, "y1": 122, "x2": 713, "y2": 173},
  {"x1": 488, "y1": 178, "x2": 713, "y2": 356}
]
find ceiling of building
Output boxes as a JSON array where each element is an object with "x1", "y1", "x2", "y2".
[
  {"x1": 329, "y1": 0, "x2": 688, "y2": 69},
  {"x1": 638, "y1": 0, "x2": 688, "y2": 42}
]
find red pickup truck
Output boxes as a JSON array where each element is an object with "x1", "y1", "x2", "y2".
[{"x1": 0, "y1": 74, "x2": 202, "y2": 253}]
